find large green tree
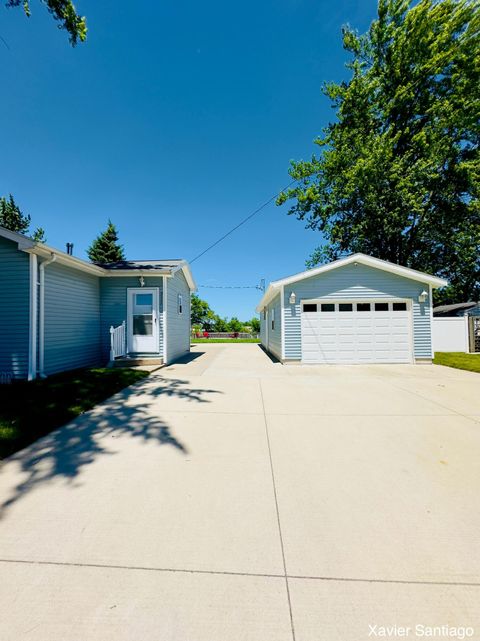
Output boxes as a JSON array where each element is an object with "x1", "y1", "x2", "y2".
[
  {"x1": 87, "y1": 220, "x2": 125, "y2": 263},
  {"x1": 6, "y1": 0, "x2": 86, "y2": 45},
  {"x1": 278, "y1": 0, "x2": 480, "y2": 303},
  {"x1": 191, "y1": 294, "x2": 217, "y2": 329},
  {"x1": 0, "y1": 194, "x2": 45, "y2": 241}
]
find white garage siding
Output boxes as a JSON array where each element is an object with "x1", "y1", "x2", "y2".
[{"x1": 283, "y1": 263, "x2": 432, "y2": 361}]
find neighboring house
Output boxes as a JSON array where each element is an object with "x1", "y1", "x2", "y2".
[
  {"x1": 433, "y1": 302, "x2": 480, "y2": 317},
  {"x1": 256, "y1": 253, "x2": 447, "y2": 364},
  {"x1": 0, "y1": 226, "x2": 196, "y2": 380}
]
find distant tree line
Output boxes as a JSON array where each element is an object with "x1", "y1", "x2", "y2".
[{"x1": 191, "y1": 294, "x2": 260, "y2": 334}]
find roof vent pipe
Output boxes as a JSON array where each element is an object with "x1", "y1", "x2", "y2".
[{"x1": 66, "y1": 243, "x2": 74, "y2": 255}]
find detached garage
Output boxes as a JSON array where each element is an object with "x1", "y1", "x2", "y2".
[{"x1": 256, "y1": 254, "x2": 447, "y2": 364}]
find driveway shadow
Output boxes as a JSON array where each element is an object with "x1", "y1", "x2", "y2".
[{"x1": 0, "y1": 377, "x2": 221, "y2": 518}]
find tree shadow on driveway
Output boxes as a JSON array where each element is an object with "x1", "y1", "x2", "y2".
[{"x1": 0, "y1": 377, "x2": 221, "y2": 518}]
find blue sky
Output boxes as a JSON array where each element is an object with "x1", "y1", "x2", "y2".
[{"x1": 0, "y1": 0, "x2": 378, "y2": 320}]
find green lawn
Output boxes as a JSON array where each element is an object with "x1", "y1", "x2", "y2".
[
  {"x1": 433, "y1": 352, "x2": 480, "y2": 374},
  {"x1": 0, "y1": 367, "x2": 149, "y2": 459},
  {"x1": 191, "y1": 338, "x2": 260, "y2": 343}
]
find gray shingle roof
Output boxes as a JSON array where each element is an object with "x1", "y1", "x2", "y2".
[{"x1": 99, "y1": 260, "x2": 184, "y2": 270}]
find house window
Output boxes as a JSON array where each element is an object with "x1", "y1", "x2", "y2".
[
  {"x1": 357, "y1": 303, "x2": 371, "y2": 312},
  {"x1": 178, "y1": 294, "x2": 183, "y2": 314},
  {"x1": 375, "y1": 302, "x2": 389, "y2": 311},
  {"x1": 393, "y1": 302, "x2": 407, "y2": 311},
  {"x1": 271, "y1": 308, "x2": 275, "y2": 331},
  {"x1": 303, "y1": 304, "x2": 317, "y2": 312},
  {"x1": 339, "y1": 303, "x2": 353, "y2": 312},
  {"x1": 263, "y1": 309, "x2": 267, "y2": 320},
  {"x1": 320, "y1": 303, "x2": 335, "y2": 312}
]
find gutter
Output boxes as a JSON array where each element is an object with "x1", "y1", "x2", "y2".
[{"x1": 38, "y1": 253, "x2": 57, "y2": 377}]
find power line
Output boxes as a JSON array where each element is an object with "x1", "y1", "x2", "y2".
[
  {"x1": 189, "y1": 179, "x2": 298, "y2": 264},
  {"x1": 199, "y1": 284, "x2": 263, "y2": 290}
]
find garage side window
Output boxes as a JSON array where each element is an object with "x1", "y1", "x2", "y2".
[
  {"x1": 271, "y1": 308, "x2": 275, "y2": 330},
  {"x1": 178, "y1": 294, "x2": 183, "y2": 314},
  {"x1": 303, "y1": 304, "x2": 317, "y2": 312}
]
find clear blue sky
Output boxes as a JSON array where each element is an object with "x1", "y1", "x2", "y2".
[{"x1": 1, "y1": 0, "x2": 378, "y2": 320}]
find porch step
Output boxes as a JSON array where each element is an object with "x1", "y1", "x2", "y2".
[{"x1": 112, "y1": 357, "x2": 164, "y2": 367}]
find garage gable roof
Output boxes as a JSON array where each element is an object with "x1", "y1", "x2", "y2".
[{"x1": 256, "y1": 253, "x2": 448, "y2": 311}]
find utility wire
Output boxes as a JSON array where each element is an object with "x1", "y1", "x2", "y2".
[
  {"x1": 189, "y1": 179, "x2": 298, "y2": 264},
  {"x1": 199, "y1": 284, "x2": 263, "y2": 290}
]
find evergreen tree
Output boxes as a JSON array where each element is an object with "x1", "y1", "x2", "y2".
[
  {"x1": 0, "y1": 194, "x2": 46, "y2": 242},
  {"x1": 87, "y1": 220, "x2": 125, "y2": 263}
]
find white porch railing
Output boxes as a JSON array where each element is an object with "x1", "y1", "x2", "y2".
[{"x1": 110, "y1": 321, "x2": 127, "y2": 360}]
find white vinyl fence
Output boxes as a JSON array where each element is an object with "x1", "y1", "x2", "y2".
[{"x1": 432, "y1": 316, "x2": 469, "y2": 353}]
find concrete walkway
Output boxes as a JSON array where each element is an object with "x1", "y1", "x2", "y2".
[{"x1": 1, "y1": 344, "x2": 479, "y2": 640}]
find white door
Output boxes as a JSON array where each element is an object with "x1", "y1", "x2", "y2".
[
  {"x1": 301, "y1": 301, "x2": 412, "y2": 364},
  {"x1": 127, "y1": 288, "x2": 159, "y2": 353}
]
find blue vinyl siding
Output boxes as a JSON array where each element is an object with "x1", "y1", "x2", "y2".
[
  {"x1": 283, "y1": 263, "x2": 432, "y2": 360},
  {"x1": 166, "y1": 270, "x2": 190, "y2": 363},
  {"x1": 260, "y1": 293, "x2": 282, "y2": 359},
  {"x1": 0, "y1": 236, "x2": 30, "y2": 379},
  {"x1": 100, "y1": 277, "x2": 164, "y2": 360},
  {"x1": 44, "y1": 263, "x2": 102, "y2": 375}
]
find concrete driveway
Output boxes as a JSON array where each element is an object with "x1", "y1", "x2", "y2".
[{"x1": 1, "y1": 344, "x2": 479, "y2": 641}]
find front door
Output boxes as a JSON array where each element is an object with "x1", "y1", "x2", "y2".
[{"x1": 127, "y1": 288, "x2": 159, "y2": 353}]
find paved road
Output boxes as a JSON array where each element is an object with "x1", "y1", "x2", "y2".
[{"x1": 1, "y1": 345, "x2": 479, "y2": 640}]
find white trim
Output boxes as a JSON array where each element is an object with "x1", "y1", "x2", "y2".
[
  {"x1": 256, "y1": 253, "x2": 448, "y2": 311},
  {"x1": 170, "y1": 260, "x2": 197, "y2": 291},
  {"x1": 280, "y1": 286, "x2": 285, "y2": 359},
  {"x1": 38, "y1": 253, "x2": 57, "y2": 377},
  {"x1": 28, "y1": 254, "x2": 38, "y2": 380},
  {"x1": 429, "y1": 284, "x2": 434, "y2": 358},
  {"x1": 265, "y1": 308, "x2": 269, "y2": 350},
  {"x1": 126, "y1": 287, "x2": 160, "y2": 354},
  {"x1": 163, "y1": 275, "x2": 168, "y2": 364}
]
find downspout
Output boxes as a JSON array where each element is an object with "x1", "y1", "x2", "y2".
[
  {"x1": 38, "y1": 253, "x2": 57, "y2": 378},
  {"x1": 28, "y1": 254, "x2": 38, "y2": 381}
]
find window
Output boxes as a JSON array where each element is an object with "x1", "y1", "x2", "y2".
[
  {"x1": 393, "y1": 302, "x2": 407, "y2": 311},
  {"x1": 357, "y1": 303, "x2": 371, "y2": 312},
  {"x1": 135, "y1": 293, "x2": 153, "y2": 307},
  {"x1": 320, "y1": 303, "x2": 335, "y2": 312},
  {"x1": 263, "y1": 309, "x2": 267, "y2": 320},
  {"x1": 339, "y1": 303, "x2": 353, "y2": 312},
  {"x1": 375, "y1": 302, "x2": 389, "y2": 311},
  {"x1": 303, "y1": 304, "x2": 317, "y2": 312},
  {"x1": 178, "y1": 294, "x2": 183, "y2": 314},
  {"x1": 271, "y1": 308, "x2": 275, "y2": 331}
]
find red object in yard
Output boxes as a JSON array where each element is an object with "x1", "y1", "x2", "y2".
[{"x1": 203, "y1": 331, "x2": 209, "y2": 338}]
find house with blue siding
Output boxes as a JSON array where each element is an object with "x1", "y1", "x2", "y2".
[
  {"x1": 0, "y1": 226, "x2": 196, "y2": 380},
  {"x1": 256, "y1": 254, "x2": 447, "y2": 364}
]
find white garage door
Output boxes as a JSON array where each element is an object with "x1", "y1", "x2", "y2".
[{"x1": 301, "y1": 301, "x2": 412, "y2": 364}]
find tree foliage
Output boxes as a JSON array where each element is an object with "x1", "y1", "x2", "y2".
[
  {"x1": 6, "y1": 0, "x2": 87, "y2": 45},
  {"x1": 87, "y1": 220, "x2": 125, "y2": 264},
  {"x1": 190, "y1": 293, "x2": 260, "y2": 333},
  {"x1": 278, "y1": 0, "x2": 480, "y2": 303},
  {"x1": 0, "y1": 194, "x2": 46, "y2": 242}
]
